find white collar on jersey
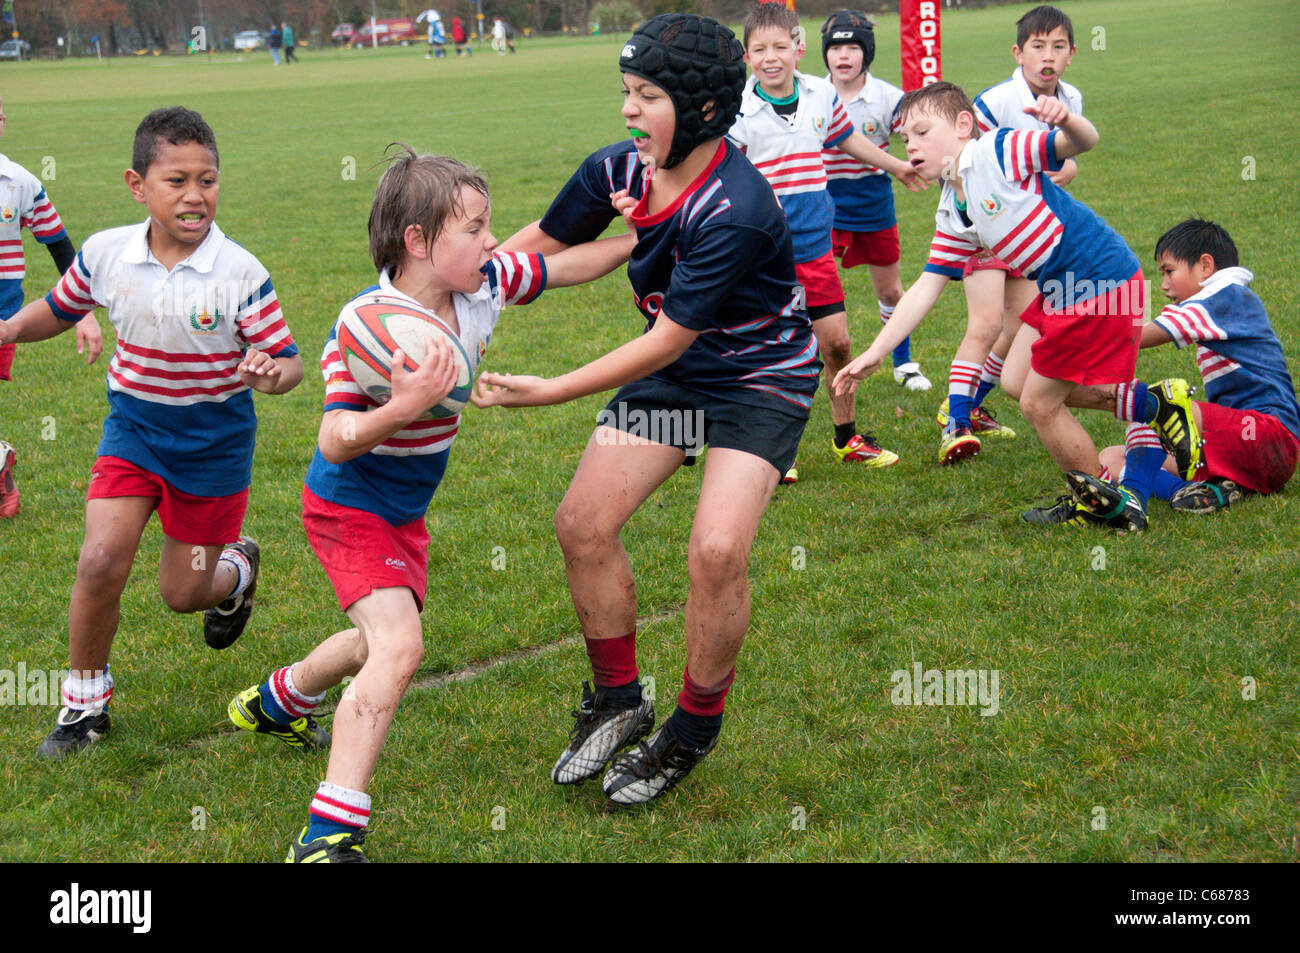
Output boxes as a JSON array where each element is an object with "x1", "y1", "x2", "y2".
[
  {"x1": 1196, "y1": 266, "x2": 1254, "y2": 298},
  {"x1": 956, "y1": 137, "x2": 978, "y2": 175},
  {"x1": 823, "y1": 70, "x2": 876, "y2": 105},
  {"x1": 121, "y1": 217, "x2": 225, "y2": 273},
  {"x1": 377, "y1": 266, "x2": 490, "y2": 314},
  {"x1": 1012, "y1": 66, "x2": 1070, "y2": 108},
  {"x1": 377, "y1": 268, "x2": 417, "y2": 302},
  {"x1": 744, "y1": 70, "x2": 817, "y2": 109}
]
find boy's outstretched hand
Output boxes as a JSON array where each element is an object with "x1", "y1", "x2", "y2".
[
  {"x1": 390, "y1": 336, "x2": 458, "y2": 418},
  {"x1": 74, "y1": 315, "x2": 103, "y2": 364},
  {"x1": 893, "y1": 166, "x2": 929, "y2": 193},
  {"x1": 831, "y1": 351, "x2": 883, "y2": 398},
  {"x1": 1024, "y1": 94, "x2": 1069, "y2": 127},
  {"x1": 471, "y1": 372, "x2": 554, "y2": 408}
]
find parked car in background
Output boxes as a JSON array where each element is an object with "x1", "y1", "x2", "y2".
[
  {"x1": 330, "y1": 23, "x2": 355, "y2": 45},
  {"x1": 0, "y1": 39, "x2": 32, "y2": 61},
  {"x1": 233, "y1": 30, "x2": 263, "y2": 51},
  {"x1": 353, "y1": 18, "x2": 417, "y2": 46}
]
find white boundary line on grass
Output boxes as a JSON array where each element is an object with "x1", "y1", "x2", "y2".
[{"x1": 310, "y1": 605, "x2": 684, "y2": 715}]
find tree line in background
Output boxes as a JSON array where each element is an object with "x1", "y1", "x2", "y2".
[{"x1": 11, "y1": 1, "x2": 990, "y2": 55}]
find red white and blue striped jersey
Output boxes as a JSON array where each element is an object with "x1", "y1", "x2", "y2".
[
  {"x1": 539, "y1": 139, "x2": 820, "y2": 417},
  {"x1": 1152, "y1": 267, "x2": 1300, "y2": 440},
  {"x1": 44, "y1": 220, "x2": 297, "y2": 496},
  {"x1": 0, "y1": 154, "x2": 68, "y2": 318},
  {"x1": 304, "y1": 253, "x2": 545, "y2": 526},
  {"x1": 973, "y1": 68, "x2": 1083, "y2": 136},
  {"x1": 728, "y1": 73, "x2": 854, "y2": 262},
  {"x1": 822, "y1": 73, "x2": 905, "y2": 233},
  {"x1": 923, "y1": 129, "x2": 1138, "y2": 307}
]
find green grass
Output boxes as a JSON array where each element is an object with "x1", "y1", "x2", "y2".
[{"x1": 1, "y1": 0, "x2": 1297, "y2": 861}]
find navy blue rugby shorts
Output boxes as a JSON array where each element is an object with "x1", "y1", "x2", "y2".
[{"x1": 596, "y1": 376, "x2": 808, "y2": 475}]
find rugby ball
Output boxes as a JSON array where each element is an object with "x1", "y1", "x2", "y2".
[{"x1": 336, "y1": 293, "x2": 473, "y2": 418}]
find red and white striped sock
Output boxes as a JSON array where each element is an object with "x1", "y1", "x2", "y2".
[
  {"x1": 879, "y1": 301, "x2": 896, "y2": 324},
  {"x1": 979, "y1": 353, "x2": 1004, "y2": 387},
  {"x1": 1098, "y1": 465, "x2": 1113, "y2": 483},
  {"x1": 62, "y1": 668, "x2": 113, "y2": 711},
  {"x1": 1126, "y1": 422, "x2": 1163, "y2": 451},
  {"x1": 269, "y1": 664, "x2": 325, "y2": 719},
  {"x1": 1113, "y1": 380, "x2": 1141, "y2": 422},
  {"x1": 310, "y1": 781, "x2": 370, "y2": 829},
  {"x1": 948, "y1": 360, "x2": 982, "y2": 399}
]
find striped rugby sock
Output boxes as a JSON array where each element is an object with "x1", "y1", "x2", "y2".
[
  {"x1": 260, "y1": 663, "x2": 324, "y2": 725},
  {"x1": 881, "y1": 302, "x2": 911, "y2": 366},
  {"x1": 306, "y1": 781, "x2": 370, "y2": 840},
  {"x1": 61, "y1": 667, "x2": 113, "y2": 711},
  {"x1": 947, "y1": 360, "x2": 982, "y2": 428},
  {"x1": 972, "y1": 353, "x2": 1004, "y2": 409},
  {"x1": 1114, "y1": 380, "x2": 1157, "y2": 423},
  {"x1": 667, "y1": 666, "x2": 733, "y2": 749},
  {"x1": 1120, "y1": 424, "x2": 1164, "y2": 508}
]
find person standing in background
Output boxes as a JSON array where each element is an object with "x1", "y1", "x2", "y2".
[
  {"x1": 282, "y1": 22, "x2": 297, "y2": 63},
  {"x1": 268, "y1": 24, "x2": 283, "y2": 65}
]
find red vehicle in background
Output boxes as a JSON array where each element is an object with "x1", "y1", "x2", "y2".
[
  {"x1": 329, "y1": 23, "x2": 355, "y2": 45},
  {"x1": 352, "y1": 17, "x2": 418, "y2": 46}
]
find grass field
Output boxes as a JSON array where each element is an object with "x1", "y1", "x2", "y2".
[{"x1": 0, "y1": 0, "x2": 1297, "y2": 862}]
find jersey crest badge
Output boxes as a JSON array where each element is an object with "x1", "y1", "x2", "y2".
[
  {"x1": 863, "y1": 121, "x2": 878, "y2": 136},
  {"x1": 0, "y1": 206, "x2": 15, "y2": 224},
  {"x1": 189, "y1": 305, "x2": 220, "y2": 333},
  {"x1": 980, "y1": 195, "x2": 1005, "y2": 219}
]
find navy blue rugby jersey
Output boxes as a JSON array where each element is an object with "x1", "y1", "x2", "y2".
[{"x1": 539, "y1": 139, "x2": 821, "y2": 417}]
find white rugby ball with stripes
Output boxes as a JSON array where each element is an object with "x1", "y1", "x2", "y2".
[{"x1": 336, "y1": 293, "x2": 473, "y2": 418}]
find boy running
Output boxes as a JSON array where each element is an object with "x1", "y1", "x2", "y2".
[
  {"x1": 0, "y1": 107, "x2": 302, "y2": 758},
  {"x1": 416, "y1": 8, "x2": 446, "y2": 58},
  {"x1": 228, "y1": 150, "x2": 633, "y2": 862}
]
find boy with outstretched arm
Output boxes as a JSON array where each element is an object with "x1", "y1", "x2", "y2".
[
  {"x1": 0, "y1": 107, "x2": 302, "y2": 758},
  {"x1": 935, "y1": 5, "x2": 1087, "y2": 459},
  {"x1": 833, "y1": 82, "x2": 1193, "y2": 531},
  {"x1": 488, "y1": 13, "x2": 820, "y2": 805}
]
